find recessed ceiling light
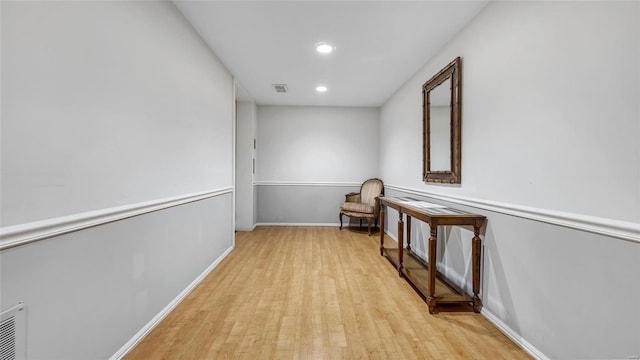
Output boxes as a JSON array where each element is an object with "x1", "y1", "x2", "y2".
[
  {"x1": 315, "y1": 42, "x2": 334, "y2": 54},
  {"x1": 316, "y1": 85, "x2": 328, "y2": 93}
]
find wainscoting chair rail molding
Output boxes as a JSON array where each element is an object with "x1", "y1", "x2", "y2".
[
  {"x1": 384, "y1": 184, "x2": 640, "y2": 244},
  {"x1": 255, "y1": 181, "x2": 362, "y2": 187},
  {"x1": 0, "y1": 187, "x2": 234, "y2": 251}
]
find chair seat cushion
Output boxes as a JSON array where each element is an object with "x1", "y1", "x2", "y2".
[
  {"x1": 341, "y1": 210, "x2": 375, "y2": 219},
  {"x1": 340, "y1": 202, "x2": 374, "y2": 214}
]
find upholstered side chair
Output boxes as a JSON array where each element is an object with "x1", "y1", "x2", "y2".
[{"x1": 339, "y1": 178, "x2": 384, "y2": 235}]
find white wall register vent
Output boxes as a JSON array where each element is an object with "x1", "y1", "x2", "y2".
[
  {"x1": 272, "y1": 84, "x2": 288, "y2": 93},
  {"x1": 0, "y1": 303, "x2": 26, "y2": 360}
]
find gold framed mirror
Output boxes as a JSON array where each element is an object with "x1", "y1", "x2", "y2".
[{"x1": 423, "y1": 57, "x2": 461, "y2": 184}]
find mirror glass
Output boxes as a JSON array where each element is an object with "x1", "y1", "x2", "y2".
[
  {"x1": 423, "y1": 57, "x2": 461, "y2": 184},
  {"x1": 428, "y1": 78, "x2": 452, "y2": 171}
]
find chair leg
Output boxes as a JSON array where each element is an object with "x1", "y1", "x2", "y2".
[
  {"x1": 367, "y1": 219, "x2": 372, "y2": 236},
  {"x1": 359, "y1": 219, "x2": 363, "y2": 228},
  {"x1": 339, "y1": 212, "x2": 343, "y2": 229}
]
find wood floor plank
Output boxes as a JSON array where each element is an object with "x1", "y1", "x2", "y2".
[{"x1": 125, "y1": 226, "x2": 530, "y2": 359}]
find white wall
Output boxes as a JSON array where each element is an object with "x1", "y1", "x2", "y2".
[
  {"x1": 252, "y1": 102, "x2": 258, "y2": 227},
  {"x1": 380, "y1": 1, "x2": 640, "y2": 359},
  {"x1": 1, "y1": 1, "x2": 233, "y2": 226},
  {"x1": 256, "y1": 105, "x2": 379, "y2": 223},
  {"x1": 257, "y1": 105, "x2": 379, "y2": 183},
  {"x1": 257, "y1": 184, "x2": 362, "y2": 224},
  {"x1": 382, "y1": 188, "x2": 640, "y2": 360},
  {"x1": 1, "y1": 194, "x2": 233, "y2": 359},
  {"x1": 235, "y1": 100, "x2": 257, "y2": 230},
  {"x1": 381, "y1": 1, "x2": 639, "y2": 223},
  {"x1": 0, "y1": 1, "x2": 235, "y2": 358}
]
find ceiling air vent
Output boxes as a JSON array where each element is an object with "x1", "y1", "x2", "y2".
[{"x1": 272, "y1": 84, "x2": 288, "y2": 93}]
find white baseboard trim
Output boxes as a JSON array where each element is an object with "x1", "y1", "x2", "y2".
[
  {"x1": 385, "y1": 184, "x2": 640, "y2": 244},
  {"x1": 236, "y1": 224, "x2": 257, "y2": 232},
  {"x1": 0, "y1": 187, "x2": 234, "y2": 250},
  {"x1": 255, "y1": 181, "x2": 361, "y2": 187},
  {"x1": 481, "y1": 308, "x2": 549, "y2": 360},
  {"x1": 256, "y1": 222, "x2": 340, "y2": 227},
  {"x1": 110, "y1": 244, "x2": 234, "y2": 360}
]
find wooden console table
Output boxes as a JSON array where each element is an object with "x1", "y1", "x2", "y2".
[{"x1": 379, "y1": 196, "x2": 486, "y2": 314}]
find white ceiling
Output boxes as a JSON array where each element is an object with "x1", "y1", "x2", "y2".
[{"x1": 174, "y1": 1, "x2": 488, "y2": 107}]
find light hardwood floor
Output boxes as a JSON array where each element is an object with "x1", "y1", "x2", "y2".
[{"x1": 125, "y1": 226, "x2": 530, "y2": 359}]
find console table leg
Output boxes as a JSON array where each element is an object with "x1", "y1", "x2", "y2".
[
  {"x1": 406, "y1": 216, "x2": 412, "y2": 252},
  {"x1": 397, "y1": 212, "x2": 404, "y2": 277},
  {"x1": 427, "y1": 302, "x2": 438, "y2": 314},
  {"x1": 427, "y1": 225, "x2": 438, "y2": 313},
  {"x1": 379, "y1": 207, "x2": 385, "y2": 256},
  {"x1": 472, "y1": 225, "x2": 482, "y2": 313}
]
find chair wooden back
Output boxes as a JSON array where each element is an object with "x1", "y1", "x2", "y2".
[{"x1": 360, "y1": 178, "x2": 384, "y2": 206}]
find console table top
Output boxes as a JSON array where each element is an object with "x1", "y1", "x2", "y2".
[{"x1": 379, "y1": 196, "x2": 486, "y2": 223}]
